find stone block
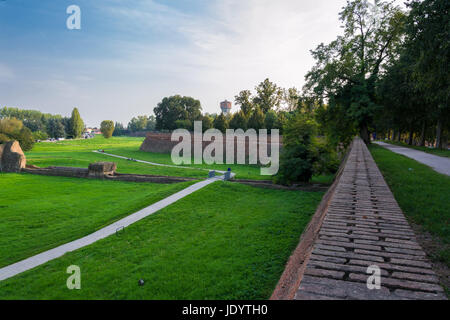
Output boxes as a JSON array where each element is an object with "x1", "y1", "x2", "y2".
[
  {"x1": 0, "y1": 140, "x2": 26, "y2": 173},
  {"x1": 88, "y1": 162, "x2": 117, "y2": 177}
]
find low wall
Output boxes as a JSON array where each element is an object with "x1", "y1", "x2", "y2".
[
  {"x1": 22, "y1": 165, "x2": 198, "y2": 184},
  {"x1": 22, "y1": 166, "x2": 89, "y2": 178},
  {"x1": 270, "y1": 139, "x2": 353, "y2": 300}
]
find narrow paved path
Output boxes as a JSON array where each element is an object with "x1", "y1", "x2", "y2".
[
  {"x1": 374, "y1": 141, "x2": 450, "y2": 176},
  {"x1": 295, "y1": 138, "x2": 446, "y2": 300},
  {"x1": 0, "y1": 153, "x2": 234, "y2": 282},
  {"x1": 92, "y1": 150, "x2": 228, "y2": 174}
]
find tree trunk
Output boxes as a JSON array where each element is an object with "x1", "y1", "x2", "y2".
[
  {"x1": 408, "y1": 128, "x2": 414, "y2": 145},
  {"x1": 436, "y1": 119, "x2": 442, "y2": 149},
  {"x1": 360, "y1": 123, "x2": 370, "y2": 145},
  {"x1": 419, "y1": 122, "x2": 426, "y2": 147},
  {"x1": 396, "y1": 129, "x2": 401, "y2": 142}
]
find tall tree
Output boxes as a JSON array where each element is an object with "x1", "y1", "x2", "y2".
[
  {"x1": 234, "y1": 90, "x2": 254, "y2": 117},
  {"x1": 154, "y1": 95, "x2": 202, "y2": 131},
  {"x1": 213, "y1": 113, "x2": 229, "y2": 133},
  {"x1": 47, "y1": 118, "x2": 66, "y2": 139},
  {"x1": 146, "y1": 115, "x2": 156, "y2": 131},
  {"x1": 264, "y1": 110, "x2": 278, "y2": 132},
  {"x1": 128, "y1": 116, "x2": 148, "y2": 132},
  {"x1": 247, "y1": 106, "x2": 265, "y2": 131},
  {"x1": 201, "y1": 115, "x2": 214, "y2": 132},
  {"x1": 283, "y1": 87, "x2": 301, "y2": 112},
  {"x1": 304, "y1": 0, "x2": 405, "y2": 144},
  {"x1": 404, "y1": 0, "x2": 449, "y2": 148},
  {"x1": 69, "y1": 108, "x2": 84, "y2": 138},
  {"x1": 229, "y1": 110, "x2": 248, "y2": 131},
  {"x1": 113, "y1": 122, "x2": 128, "y2": 136},
  {"x1": 253, "y1": 79, "x2": 283, "y2": 113}
]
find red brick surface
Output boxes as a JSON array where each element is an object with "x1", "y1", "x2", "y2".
[{"x1": 294, "y1": 138, "x2": 447, "y2": 300}]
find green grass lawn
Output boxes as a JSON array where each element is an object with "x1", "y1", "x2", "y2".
[
  {"x1": 26, "y1": 135, "x2": 334, "y2": 183},
  {"x1": 0, "y1": 182, "x2": 323, "y2": 299},
  {"x1": 26, "y1": 136, "x2": 267, "y2": 180},
  {"x1": 369, "y1": 144, "x2": 450, "y2": 265},
  {"x1": 25, "y1": 136, "x2": 207, "y2": 179},
  {"x1": 379, "y1": 140, "x2": 450, "y2": 158},
  {"x1": 0, "y1": 173, "x2": 194, "y2": 268}
]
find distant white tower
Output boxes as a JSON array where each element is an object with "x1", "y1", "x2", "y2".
[{"x1": 220, "y1": 100, "x2": 232, "y2": 115}]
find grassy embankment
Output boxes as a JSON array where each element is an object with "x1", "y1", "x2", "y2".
[
  {"x1": 0, "y1": 182, "x2": 323, "y2": 299},
  {"x1": 0, "y1": 173, "x2": 194, "y2": 268}
]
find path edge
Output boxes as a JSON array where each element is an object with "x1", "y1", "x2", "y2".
[{"x1": 270, "y1": 140, "x2": 354, "y2": 300}]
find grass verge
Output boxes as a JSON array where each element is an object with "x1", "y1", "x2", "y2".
[
  {"x1": 0, "y1": 182, "x2": 323, "y2": 299},
  {"x1": 0, "y1": 173, "x2": 194, "y2": 268},
  {"x1": 369, "y1": 144, "x2": 449, "y2": 266}
]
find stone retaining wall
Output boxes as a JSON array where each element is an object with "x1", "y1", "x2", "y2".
[
  {"x1": 139, "y1": 132, "x2": 283, "y2": 161},
  {"x1": 22, "y1": 164, "x2": 197, "y2": 184}
]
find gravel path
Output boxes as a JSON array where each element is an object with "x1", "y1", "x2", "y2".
[{"x1": 374, "y1": 142, "x2": 450, "y2": 176}]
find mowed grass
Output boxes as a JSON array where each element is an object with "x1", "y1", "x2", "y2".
[
  {"x1": 27, "y1": 136, "x2": 333, "y2": 183},
  {"x1": 369, "y1": 144, "x2": 450, "y2": 265},
  {"x1": 380, "y1": 140, "x2": 450, "y2": 158},
  {"x1": 26, "y1": 136, "x2": 265, "y2": 180},
  {"x1": 0, "y1": 182, "x2": 323, "y2": 299},
  {"x1": 25, "y1": 136, "x2": 207, "y2": 179},
  {"x1": 0, "y1": 173, "x2": 194, "y2": 268}
]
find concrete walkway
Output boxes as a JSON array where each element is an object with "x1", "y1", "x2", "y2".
[
  {"x1": 0, "y1": 154, "x2": 234, "y2": 282},
  {"x1": 374, "y1": 142, "x2": 450, "y2": 176},
  {"x1": 294, "y1": 138, "x2": 446, "y2": 300}
]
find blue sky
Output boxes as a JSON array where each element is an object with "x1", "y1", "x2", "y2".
[{"x1": 0, "y1": 0, "x2": 390, "y2": 126}]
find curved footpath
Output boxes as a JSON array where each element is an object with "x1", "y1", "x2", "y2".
[
  {"x1": 0, "y1": 153, "x2": 233, "y2": 282},
  {"x1": 92, "y1": 150, "x2": 227, "y2": 174},
  {"x1": 374, "y1": 141, "x2": 450, "y2": 176},
  {"x1": 286, "y1": 138, "x2": 446, "y2": 300}
]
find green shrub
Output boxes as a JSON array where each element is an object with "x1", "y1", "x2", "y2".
[
  {"x1": 100, "y1": 120, "x2": 115, "y2": 139},
  {"x1": 32, "y1": 130, "x2": 49, "y2": 141},
  {"x1": 0, "y1": 118, "x2": 34, "y2": 151},
  {"x1": 312, "y1": 138, "x2": 340, "y2": 176},
  {"x1": 274, "y1": 112, "x2": 318, "y2": 185}
]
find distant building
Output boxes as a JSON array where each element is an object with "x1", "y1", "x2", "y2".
[{"x1": 220, "y1": 100, "x2": 232, "y2": 115}]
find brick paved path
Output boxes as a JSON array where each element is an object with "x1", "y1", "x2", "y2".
[{"x1": 295, "y1": 138, "x2": 446, "y2": 300}]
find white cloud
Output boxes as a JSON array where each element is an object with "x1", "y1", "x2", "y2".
[
  {"x1": 95, "y1": 0, "x2": 348, "y2": 117},
  {"x1": 2, "y1": 0, "x2": 406, "y2": 126}
]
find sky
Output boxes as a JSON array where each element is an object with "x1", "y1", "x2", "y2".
[{"x1": 0, "y1": 0, "x2": 403, "y2": 127}]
